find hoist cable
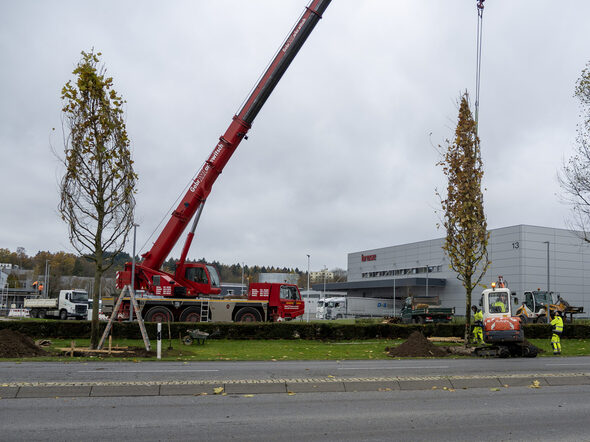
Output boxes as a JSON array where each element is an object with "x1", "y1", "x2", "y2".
[{"x1": 475, "y1": 0, "x2": 485, "y2": 135}]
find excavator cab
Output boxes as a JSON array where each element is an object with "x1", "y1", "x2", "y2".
[{"x1": 475, "y1": 281, "x2": 537, "y2": 357}]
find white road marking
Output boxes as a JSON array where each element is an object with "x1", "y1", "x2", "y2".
[
  {"x1": 338, "y1": 366, "x2": 449, "y2": 370},
  {"x1": 77, "y1": 369, "x2": 220, "y2": 373},
  {"x1": 545, "y1": 363, "x2": 590, "y2": 367}
]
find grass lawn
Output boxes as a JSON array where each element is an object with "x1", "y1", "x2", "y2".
[{"x1": 5, "y1": 337, "x2": 587, "y2": 362}]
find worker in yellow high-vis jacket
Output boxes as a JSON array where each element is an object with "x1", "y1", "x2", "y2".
[
  {"x1": 550, "y1": 311, "x2": 564, "y2": 355},
  {"x1": 471, "y1": 305, "x2": 484, "y2": 345}
]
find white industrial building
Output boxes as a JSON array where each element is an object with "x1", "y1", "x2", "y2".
[{"x1": 318, "y1": 225, "x2": 589, "y2": 317}]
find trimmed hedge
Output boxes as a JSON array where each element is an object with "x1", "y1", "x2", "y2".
[{"x1": 1, "y1": 320, "x2": 589, "y2": 340}]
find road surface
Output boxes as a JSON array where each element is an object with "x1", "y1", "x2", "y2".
[{"x1": 1, "y1": 385, "x2": 589, "y2": 441}]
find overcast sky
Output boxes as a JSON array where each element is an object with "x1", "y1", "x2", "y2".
[{"x1": 1, "y1": 1, "x2": 589, "y2": 273}]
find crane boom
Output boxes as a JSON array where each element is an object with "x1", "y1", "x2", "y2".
[{"x1": 142, "y1": 0, "x2": 331, "y2": 270}]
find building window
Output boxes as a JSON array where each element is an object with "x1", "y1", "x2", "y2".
[{"x1": 362, "y1": 264, "x2": 442, "y2": 279}]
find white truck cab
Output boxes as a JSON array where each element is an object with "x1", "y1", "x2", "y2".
[{"x1": 25, "y1": 289, "x2": 89, "y2": 320}]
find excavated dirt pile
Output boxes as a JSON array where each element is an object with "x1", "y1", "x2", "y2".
[
  {"x1": 0, "y1": 329, "x2": 47, "y2": 358},
  {"x1": 386, "y1": 331, "x2": 449, "y2": 358}
]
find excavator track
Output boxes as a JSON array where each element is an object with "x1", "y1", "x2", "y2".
[{"x1": 474, "y1": 342, "x2": 538, "y2": 358}]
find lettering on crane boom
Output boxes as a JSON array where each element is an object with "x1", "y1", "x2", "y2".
[
  {"x1": 282, "y1": 18, "x2": 307, "y2": 53},
  {"x1": 189, "y1": 143, "x2": 224, "y2": 193}
]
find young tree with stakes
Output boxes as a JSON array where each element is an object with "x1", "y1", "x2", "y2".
[
  {"x1": 437, "y1": 92, "x2": 490, "y2": 343},
  {"x1": 59, "y1": 50, "x2": 137, "y2": 348},
  {"x1": 559, "y1": 61, "x2": 590, "y2": 240}
]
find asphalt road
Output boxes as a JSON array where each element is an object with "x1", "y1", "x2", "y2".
[
  {"x1": 2, "y1": 356, "x2": 590, "y2": 384},
  {"x1": 1, "y1": 385, "x2": 589, "y2": 441}
]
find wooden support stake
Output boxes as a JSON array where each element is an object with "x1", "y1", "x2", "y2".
[
  {"x1": 70, "y1": 340, "x2": 75, "y2": 357},
  {"x1": 108, "y1": 335, "x2": 112, "y2": 355}
]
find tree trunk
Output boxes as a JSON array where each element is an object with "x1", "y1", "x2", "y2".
[
  {"x1": 464, "y1": 285, "x2": 473, "y2": 344},
  {"x1": 90, "y1": 252, "x2": 104, "y2": 349}
]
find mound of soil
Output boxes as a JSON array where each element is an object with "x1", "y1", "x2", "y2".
[
  {"x1": 386, "y1": 331, "x2": 449, "y2": 358},
  {"x1": 0, "y1": 329, "x2": 47, "y2": 358}
]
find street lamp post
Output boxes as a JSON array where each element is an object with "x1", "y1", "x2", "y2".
[
  {"x1": 241, "y1": 262, "x2": 245, "y2": 295},
  {"x1": 323, "y1": 266, "x2": 327, "y2": 296},
  {"x1": 44, "y1": 260, "x2": 49, "y2": 298},
  {"x1": 543, "y1": 241, "x2": 550, "y2": 324},
  {"x1": 543, "y1": 241, "x2": 550, "y2": 293},
  {"x1": 307, "y1": 255, "x2": 310, "y2": 293},
  {"x1": 130, "y1": 223, "x2": 138, "y2": 322},
  {"x1": 426, "y1": 265, "x2": 429, "y2": 297},
  {"x1": 393, "y1": 275, "x2": 396, "y2": 317},
  {"x1": 306, "y1": 254, "x2": 310, "y2": 323}
]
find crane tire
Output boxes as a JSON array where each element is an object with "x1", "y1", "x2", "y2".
[
  {"x1": 180, "y1": 307, "x2": 201, "y2": 322},
  {"x1": 235, "y1": 307, "x2": 262, "y2": 322},
  {"x1": 145, "y1": 306, "x2": 174, "y2": 323}
]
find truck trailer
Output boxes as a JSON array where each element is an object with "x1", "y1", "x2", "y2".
[{"x1": 318, "y1": 297, "x2": 396, "y2": 320}]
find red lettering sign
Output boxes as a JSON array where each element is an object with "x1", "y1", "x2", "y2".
[{"x1": 362, "y1": 254, "x2": 376, "y2": 262}]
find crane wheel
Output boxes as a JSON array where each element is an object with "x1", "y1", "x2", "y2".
[
  {"x1": 235, "y1": 307, "x2": 262, "y2": 322},
  {"x1": 145, "y1": 306, "x2": 174, "y2": 323},
  {"x1": 180, "y1": 307, "x2": 201, "y2": 322}
]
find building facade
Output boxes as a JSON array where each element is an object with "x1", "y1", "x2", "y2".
[
  {"x1": 318, "y1": 225, "x2": 590, "y2": 317},
  {"x1": 309, "y1": 270, "x2": 334, "y2": 282}
]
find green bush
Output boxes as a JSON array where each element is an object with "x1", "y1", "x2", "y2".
[{"x1": 1, "y1": 320, "x2": 589, "y2": 341}]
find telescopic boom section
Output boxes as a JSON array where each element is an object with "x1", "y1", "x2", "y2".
[{"x1": 142, "y1": 0, "x2": 331, "y2": 270}]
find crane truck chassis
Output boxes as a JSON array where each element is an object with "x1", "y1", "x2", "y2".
[
  {"x1": 103, "y1": 283, "x2": 303, "y2": 323},
  {"x1": 114, "y1": 0, "x2": 332, "y2": 322}
]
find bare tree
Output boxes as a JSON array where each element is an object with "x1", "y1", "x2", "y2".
[
  {"x1": 437, "y1": 92, "x2": 490, "y2": 343},
  {"x1": 59, "y1": 50, "x2": 137, "y2": 348},
  {"x1": 559, "y1": 61, "x2": 590, "y2": 241}
]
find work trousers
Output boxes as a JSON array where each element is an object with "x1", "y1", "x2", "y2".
[
  {"x1": 551, "y1": 332, "x2": 562, "y2": 354},
  {"x1": 472, "y1": 326, "x2": 483, "y2": 345}
]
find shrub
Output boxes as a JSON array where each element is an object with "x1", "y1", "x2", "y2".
[{"x1": 1, "y1": 320, "x2": 589, "y2": 340}]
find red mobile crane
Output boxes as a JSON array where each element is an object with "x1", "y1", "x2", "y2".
[{"x1": 113, "y1": 0, "x2": 332, "y2": 323}]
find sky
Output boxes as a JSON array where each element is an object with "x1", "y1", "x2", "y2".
[{"x1": 1, "y1": 1, "x2": 589, "y2": 273}]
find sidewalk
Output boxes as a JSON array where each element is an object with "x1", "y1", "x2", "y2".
[{"x1": 2, "y1": 372, "x2": 589, "y2": 399}]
